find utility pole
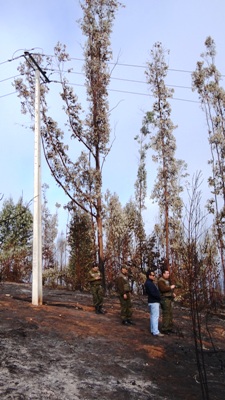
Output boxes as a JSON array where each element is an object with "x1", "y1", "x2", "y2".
[
  {"x1": 24, "y1": 52, "x2": 50, "y2": 306},
  {"x1": 32, "y1": 67, "x2": 42, "y2": 305}
]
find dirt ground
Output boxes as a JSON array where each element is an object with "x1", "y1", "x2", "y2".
[{"x1": 0, "y1": 282, "x2": 225, "y2": 400}]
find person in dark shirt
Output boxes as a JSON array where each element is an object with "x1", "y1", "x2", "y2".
[{"x1": 144, "y1": 270, "x2": 164, "y2": 337}]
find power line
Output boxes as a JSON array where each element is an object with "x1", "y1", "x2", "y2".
[
  {"x1": 44, "y1": 67, "x2": 193, "y2": 90},
  {"x1": 0, "y1": 54, "x2": 200, "y2": 103},
  {"x1": 108, "y1": 88, "x2": 199, "y2": 103},
  {"x1": 0, "y1": 48, "x2": 44, "y2": 67},
  {"x1": 19, "y1": 53, "x2": 202, "y2": 75},
  {"x1": 51, "y1": 79, "x2": 199, "y2": 103},
  {"x1": 0, "y1": 75, "x2": 198, "y2": 104},
  {"x1": 69, "y1": 56, "x2": 195, "y2": 74},
  {"x1": 0, "y1": 91, "x2": 17, "y2": 99},
  {"x1": 0, "y1": 54, "x2": 24, "y2": 66},
  {"x1": 0, "y1": 74, "x2": 21, "y2": 83},
  {"x1": 1, "y1": 52, "x2": 225, "y2": 78},
  {"x1": 69, "y1": 57, "x2": 225, "y2": 77},
  {"x1": 0, "y1": 71, "x2": 193, "y2": 95}
]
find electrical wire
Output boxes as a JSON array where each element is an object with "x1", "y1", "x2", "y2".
[
  {"x1": 0, "y1": 74, "x2": 21, "y2": 83},
  {"x1": 50, "y1": 79, "x2": 199, "y2": 103},
  {"x1": 0, "y1": 78, "x2": 199, "y2": 104},
  {"x1": 69, "y1": 56, "x2": 194, "y2": 73},
  {"x1": 0, "y1": 53, "x2": 205, "y2": 103},
  {"x1": 1, "y1": 52, "x2": 225, "y2": 77},
  {"x1": 0, "y1": 91, "x2": 17, "y2": 99},
  {"x1": 0, "y1": 54, "x2": 24, "y2": 66},
  {"x1": 44, "y1": 67, "x2": 193, "y2": 90}
]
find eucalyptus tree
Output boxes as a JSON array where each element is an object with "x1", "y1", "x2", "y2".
[
  {"x1": 145, "y1": 42, "x2": 187, "y2": 268},
  {"x1": 123, "y1": 199, "x2": 147, "y2": 269},
  {"x1": 67, "y1": 207, "x2": 94, "y2": 290},
  {"x1": 0, "y1": 197, "x2": 33, "y2": 281},
  {"x1": 104, "y1": 192, "x2": 146, "y2": 287},
  {"x1": 122, "y1": 199, "x2": 139, "y2": 262},
  {"x1": 14, "y1": 0, "x2": 122, "y2": 278},
  {"x1": 104, "y1": 191, "x2": 126, "y2": 285},
  {"x1": 134, "y1": 124, "x2": 149, "y2": 268},
  {"x1": 192, "y1": 36, "x2": 225, "y2": 285},
  {"x1": 134, "y1": 123, "x2": 149, "y2": 214},
  {"x1": 42, "y1": 184, "x2": 58, "y2": 270},
  {"x1": 56, "y1": 232, "x2": 67, "y2": 278}
]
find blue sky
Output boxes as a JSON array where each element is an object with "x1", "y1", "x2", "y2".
[{"x1": 1, "y1": 0, "x2": 225, "y2": 235}]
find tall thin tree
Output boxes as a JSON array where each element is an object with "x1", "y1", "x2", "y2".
[
  {"x1": 192, "y1": 36, "x2": 225, "y2": 288},
  {"x1": 145, "y1": 43, "x2": 186, "y2": 268},
  {"x1": 134, "y1": 124, "x2": 149, "y2": 269},
  {"x1": 14, "y1": 0, "x2": 122, "y2": 280}
]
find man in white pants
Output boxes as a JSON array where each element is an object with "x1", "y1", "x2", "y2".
[{"x1": 144, "y1": 270, "x2": 164, "y2": 337}]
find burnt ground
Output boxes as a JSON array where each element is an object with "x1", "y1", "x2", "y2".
[{"x1": 0, "y1": 282, "x2": 225, "y2": 400}]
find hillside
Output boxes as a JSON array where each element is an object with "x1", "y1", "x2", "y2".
[{"x1": 0, "y1": 282, "x2": 224, "y2": 400}]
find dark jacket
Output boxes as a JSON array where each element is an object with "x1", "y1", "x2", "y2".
[{"x1": 144, "y1": 278, "x2": 161, "y2": 303}]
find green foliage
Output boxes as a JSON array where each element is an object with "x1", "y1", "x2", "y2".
[
  {"x1": 104, "y1": 192, "x2": 147, "y2": 287},
  {"x1": 67, "y1": 207, "x2": 95, "y2": 290},
  {"x1": 42, "y1": 184, "x2": 58, "y2": 269},
  {"x1": 134, "y1": 124, "x2": 150, "y2": 212},
  {"x1": 0, "y1": 197, "x2": 33, "y2": 281},
  {"x1": 104, "y1": 191, "x2": 125, "y2": 284}
]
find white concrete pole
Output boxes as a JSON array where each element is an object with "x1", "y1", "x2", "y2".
[{"x1": 32, "y1": 68, "x2": 43, "y2": 305}]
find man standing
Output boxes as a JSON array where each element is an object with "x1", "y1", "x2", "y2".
[
  {"x1": 158, "y1": 269, "x2": 176, "y2": 334},
  {"x1": 116, "y1": 265, "x2": 134, "y2": 325},
  {"x1": 88, "y1": 262, "x2": 104, "y2": 314},
  {"x1": 144, "y1": 270, "x2": 164, "y2": 337}
]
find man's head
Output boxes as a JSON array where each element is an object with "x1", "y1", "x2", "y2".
[
  {"x1": 146, "y1": 270, "x2": 156, "y2": 280},
  {"x1": 121, "y1": 265, "x2": 128, "y2": 275},
  {"x1": 162, "y1": 269, "x2": 170, "y2": 279}
]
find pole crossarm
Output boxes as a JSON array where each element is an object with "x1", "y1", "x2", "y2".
[{"x1": 24, "y1": 51, "x2": 50, "y2": 83}]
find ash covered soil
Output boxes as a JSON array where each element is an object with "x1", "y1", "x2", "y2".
[{"x1": 0, "y1": 282, "x2": 225, "y2": 400}]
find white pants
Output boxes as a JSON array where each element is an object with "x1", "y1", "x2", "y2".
[{"x1": 148, "y1": 302, "x2": 160, "y2": 335}]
